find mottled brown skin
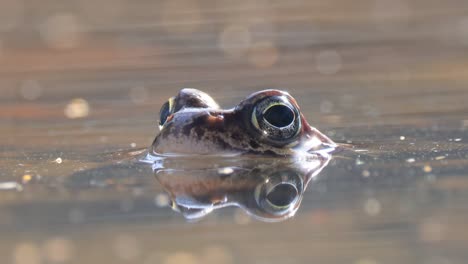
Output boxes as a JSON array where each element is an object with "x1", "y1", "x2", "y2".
[{"x1": 152, "y1": 88, "x2": 335, "y2": 155}]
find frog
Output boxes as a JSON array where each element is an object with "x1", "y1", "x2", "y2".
[{"x1": 152, "y1": 88, "x2": 336, "y2": 156}]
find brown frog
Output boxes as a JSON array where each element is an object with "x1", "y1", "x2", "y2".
[{"x1": 152, "y1": 88, "x2": 336, "y2": 156}]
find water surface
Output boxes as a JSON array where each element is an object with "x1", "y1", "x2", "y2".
[{"x1": 1, "y1": 0, "x2": 468, "y2": 263}]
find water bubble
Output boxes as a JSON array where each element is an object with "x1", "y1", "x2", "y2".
[
  {"x1": 113, "y1": 234, "x2": 141, "y2": 261},
  {"x1": 364, "y1": 198, "x2": 381, "y2": 216},
  {"x1": 406, "y1": 158, "x2": 415, "y2": 163},
  {"x1": 399, "y1": 136, "x2": 406, "y2": 140},
  {"x1": 40, "y1": 13, "x2": 86, "y2": 50},
  {"x1": 130, "y1": 142, "x2": 137, "y2": 148},
  {"x1": 19, "y1": 80, "x2": 42, "y2": 101},
  {"x1": 13, "y1": 242, "x2": 41, "y2": 264},
  {"x1": 219, "y1": 24, "x2": 252, "y2": 58},
  {"x1": 64, "y1": 98, "x2": 90, "y2": 119},
  {"x1": 42, "y1": 237, "x2": 74, "y2": 263},
  {"x1": 248, "y1": 41, "x2": 279, "y2": 68},
  {"x1": 315, "y1": 50, "x2": 342, "y2": 75}
]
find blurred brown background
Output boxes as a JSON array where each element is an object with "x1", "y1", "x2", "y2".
[
  {"x1": 1, "y1": 0, "x2": 468, "y2": 151},
  {"x1": 1, "y1": 1, "x2": 468, "y2": 264}
]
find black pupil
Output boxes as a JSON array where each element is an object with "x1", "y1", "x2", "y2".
[
  {"x1": 159, "y1": 101, "x2": 171, "y2": 126},
  {"x1": 266, "y1": 184, "x2": 298, "y2": 207},
  {"x1": 263, "y1": 104, "x2": 294, "y2": 127}
]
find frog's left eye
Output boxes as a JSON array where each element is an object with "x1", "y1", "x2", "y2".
[
  {"x1": 159, "y1": 97, "x2": 174, "y2": 129},
  {"x1": 251, "y1": 96, "x2": 301, "y2": 143}
]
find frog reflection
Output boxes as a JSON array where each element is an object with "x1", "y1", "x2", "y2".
[{"x1": 150, "y1": 152, "x2": 331, "y2": 221}]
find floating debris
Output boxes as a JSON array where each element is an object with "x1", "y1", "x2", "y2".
[
  {"x1": 0, "y1": 181, "x2": 22, "y2": 191},
  {"x1": 435, "y1": 156, "x2": 446, "y2": 160},
  {"x1": 53, "y1": 157, "x2": 63, "y2": 164},
  {"x1": 406, "y1": 158, "x2": 416, "y2": 163},
  {"x1": 315, "y1": 50, "x2": 342, "y2": 75},
  {"x1": 400, "y1": 136, "x2": 406, "y2": 140},
  {"x1": 217, "y1": 167, "x2": 234, "y2": 175}
]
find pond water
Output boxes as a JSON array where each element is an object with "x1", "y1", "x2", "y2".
[{"x1": 1, "y1": 0, "x2": 468, "y2": 264}]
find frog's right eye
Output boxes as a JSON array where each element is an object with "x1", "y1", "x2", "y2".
[{"x1": 159, "y1": 97, "x2": 174, "y2": 129}]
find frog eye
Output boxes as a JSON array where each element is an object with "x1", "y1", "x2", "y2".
[
  {"x1": 251, "y1": 96, "x2": 301, "y2": 143},
  {"x1": 159, "y1": 97, "x2": 174, "y2": 129},
  {"x1": 255, "y1": 170, "x2": 302, "y2": 215}
]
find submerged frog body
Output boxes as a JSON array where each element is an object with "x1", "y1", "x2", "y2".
[{"x1": 153, "y1": 88, "x2": 336, "y2": 156}]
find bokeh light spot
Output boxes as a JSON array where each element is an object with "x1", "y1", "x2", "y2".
[
  {"x1": 219, "y1": 24, "x2": 252, "y2": 58},
  {"x1": 202, "y1": 245, "x2": 233, "y2": 264},
  {"x1": 113, "y1": 234, "x2": 141, "y2": 261},
  {"x1": 19, "y1": 80, "x2": 42, "y2": 101},
  {"x1": 40, "y1": 13, "x2": 86, "y2": 50},
  {"x1": 248, "y1": 41, "x2": 279, "y2": 68},
  {"x1": 129, "y1": 86, "x2": 149, "y2": 105},
  {"x1": 64, "y1": 98, "x2": 90, "y2": 119},
  {"x1": 43, "y1": 237, "x2": 74, "y2": 263},
  {"x1": 13, "y1": 242, "x2": 41, "y2": 264},
  {"x1": 315, "y1": 50, "x2": 342, "y2": 75}
]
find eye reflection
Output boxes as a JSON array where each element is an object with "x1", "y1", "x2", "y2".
[
  {"x1": 266, "y1": 183, "x2": 298, "y2": 208},
  {"x1": 152, "y1": 152, "x2": 332, "y2": 222}
]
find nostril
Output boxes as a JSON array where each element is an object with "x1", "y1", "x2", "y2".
[{"x1": 266, "y1": 183, "x2": 298, "y2": 208}]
